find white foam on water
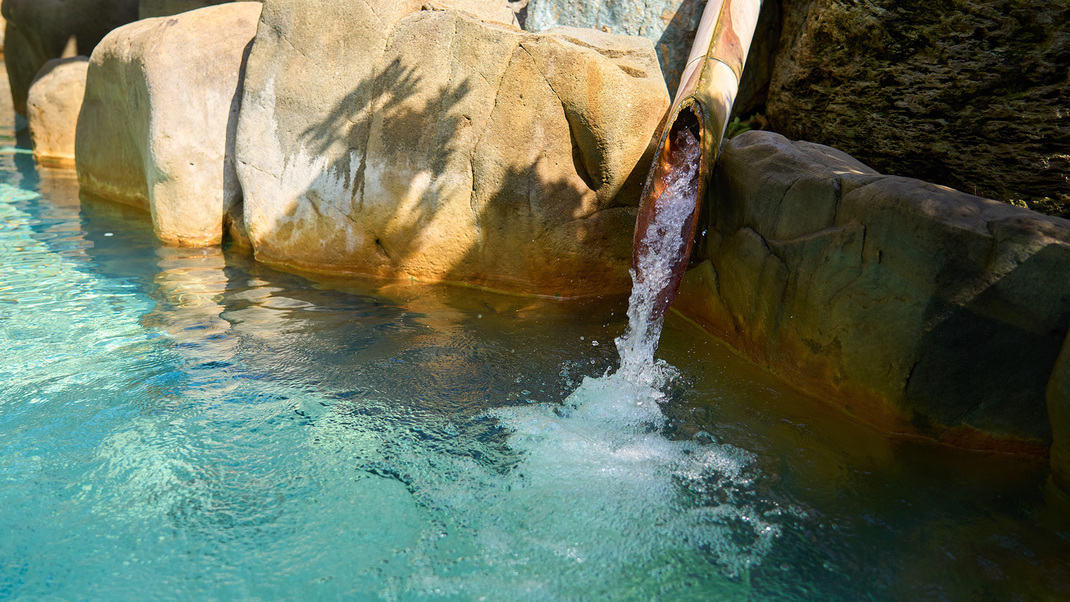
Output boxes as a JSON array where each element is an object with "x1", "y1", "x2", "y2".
[
  {"x1": 360, "y1": 368, "x2": 783, "y2": 597},
  {"x1": 367, "y1": 126, "x2": 785, "y2": 595}
]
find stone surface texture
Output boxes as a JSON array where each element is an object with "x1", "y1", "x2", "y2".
[
  {"x1": 1, "y1": 0, "x2": 139, "y2": 115},
  {"x1": 236, "y1": 0, "x2": 668, "y2": 297},
  {"x1": 139, "y1": 0, "x2": 262, "y2": 19},
  {"x1": 674, "y1": 130, "x2": 1070, "y2": 450},
  {"x1": 27, "y1": 56, "x2": 88, "y2": 166},
  {"x1": 767, "y1": 0, "x2": 1070, "y2": 216},
  {"x1": 75, "y1": 2, "x2": 261, "y2": 246}
]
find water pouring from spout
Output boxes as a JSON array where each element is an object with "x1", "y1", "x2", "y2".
[{"x1": 616, "y1": 0, "x2": 764, "y2": 381}]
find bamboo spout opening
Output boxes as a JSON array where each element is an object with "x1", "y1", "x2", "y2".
[{"x1": 633, "y1": 103, "x2": 705, "y2": 267}]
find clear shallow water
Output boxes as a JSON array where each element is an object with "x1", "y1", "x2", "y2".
[{"x1": 1, "y1": 119, "x2": 1069, "y2": 601}]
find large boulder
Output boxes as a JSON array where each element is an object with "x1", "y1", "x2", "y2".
[
  {"x1": 75, "y1": 2, "x2": 261, "y2": 246},
  {"x1": 27, "y1": 56, "x2": 88, "y2": 167},
  {"x1": 236, "y1": 0, "x2": 668, "y2": 297},
  {"x1": 766, "y1": 0, "x2": 1070, "y2": 217},
  {"x1": 138, "y1": 0, "x2": 261, "y2": 19},
  {"x1": 1, "y1": 0, "x2": 139, "y2": 116},
  {"x1": 674, "y1": 130, "x2": 1070, "y2": 450}
]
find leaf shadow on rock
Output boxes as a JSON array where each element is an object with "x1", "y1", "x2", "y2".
[{"x1": 253, "y1": 46, "x2": 637, "y2": 297}]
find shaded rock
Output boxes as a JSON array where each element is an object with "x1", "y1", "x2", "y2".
[
  {"x1": 1, "y1": 0, "x2": 139, "y2": 115},
  {"x1": 674, "y1": 130, "x2": 1070, "y2": 449},
  {"x1": 75, "y1": 2, "x2": 260, "y2": 246},
  {"x1": 236, "y1": 0, "x2": 668, "y2": 297},
  {"x1": 27, "y1": 56, "x2": 87, "y2": 166},
  {"x1": 766, "y1": 0, "x2": 1070, "y2": 217},
  {"x1": 139, "y1": 0, "x2": 260, "y2": 19},
  {"x1": 1049, "y1": 337, "x2": 1070, "y2": 506}
]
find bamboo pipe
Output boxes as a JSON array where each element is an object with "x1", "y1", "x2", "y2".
[{"x1": 631, "y1": 0, "x2": 763, "y2": 321}]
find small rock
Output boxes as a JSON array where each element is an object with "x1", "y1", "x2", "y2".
[{"x1": 27, "y1": 56, "x2": 88, "y2": 167}]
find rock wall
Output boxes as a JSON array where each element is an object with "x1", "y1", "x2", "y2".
[
  {"x1": 767, "y1": 0, "x2": 1070, "y2": 217},
  {"x1": 236, "y1": 0, "x2": 668, "y2": 297},
  {"x1": 75, "y1": 2, "x2": 260, "y2": 246},
  {"x1": 1, "y1": 0, "x2": 139, "y2": 115},
  {"x1": 674, "y1": 130, "x2": 1070, "y2": 450}
]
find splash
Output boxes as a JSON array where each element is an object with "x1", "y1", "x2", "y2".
[{"x1": 382, "y1": 122, "x2": 787, "y2": 593}]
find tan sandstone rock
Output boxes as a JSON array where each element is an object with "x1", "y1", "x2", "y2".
[
  {"x1": 236, "y1": 0, "x2": 668, "y2": 297},
  {"x1": 27, "y1": 56, "x2": 87, "y2": 167},
  {"x1": 674, "y1": 130, "x2": 1070, "y2": 450},
  {"x1": 1, "y1": 0, "x2": 139, "y2": 116},
  {"x1": 75, "y1": 2, "x2": 261, "y2": 246}
]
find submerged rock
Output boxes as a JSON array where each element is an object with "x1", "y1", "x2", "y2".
[
  {"x1": 236, "y1": 0, "x2": 668, "y2": 297},
  {"x1": 766, "y1": 0, "x2": 1070, "y2": 216},
  {"x1": 1, "y1": 0, "x2": 139, "y2": 116},
  {"x1": 75, "y1": 2, "x2": 261, "y2": 246},
  {"x1": 27, "y1": 56, "x2": 88, "y2": 167},
  {"x1": 675, "y1": 130, "x2": 1070, "y2": 450}
]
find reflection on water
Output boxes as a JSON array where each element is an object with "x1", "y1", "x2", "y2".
[
  {"x1": 1, "y1": 123, "x2": 1068, "y2": 601},
  {"x1": 143, "y1": 246, "x2": 234, "y2": 365}
]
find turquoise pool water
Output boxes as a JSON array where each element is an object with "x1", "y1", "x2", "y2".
[{"x1": 2, "y1": 128, "x2": 1069, "y2": 599}]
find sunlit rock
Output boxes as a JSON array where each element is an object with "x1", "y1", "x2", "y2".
[
  {"x1": 236, "y1": 0, "x2": 668, "y2": 297},
  {"x1": 75, "y1": 2, "x2": 261, "y2": 246},
  {"x1": 138, "y1": 0, "x2": 260, "y2": 19},
  {"x1": 27, "y1": 56, "x2": 88, "y2": 167},
  {"x1": 1, "y1": 0, "x2": 139, "y2": 116},
  {"x1": 674, "y1": 130, "x2": 1070, "y2": 450}
]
